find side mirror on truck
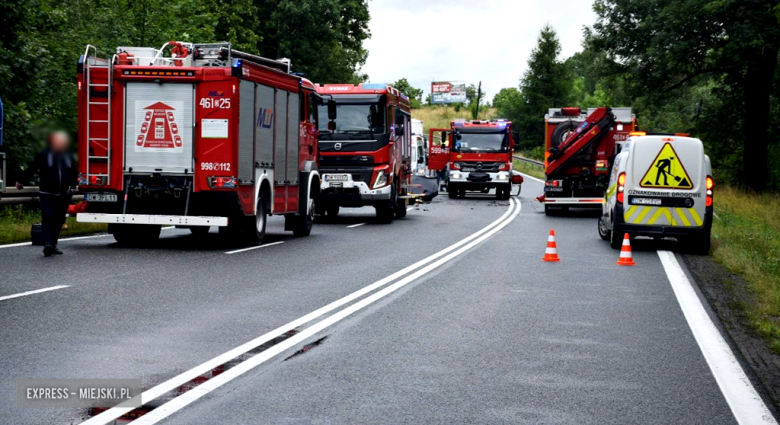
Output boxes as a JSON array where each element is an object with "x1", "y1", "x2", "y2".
[{"x1": 327, "y1": 100, "x2": 337, "y2": 120}]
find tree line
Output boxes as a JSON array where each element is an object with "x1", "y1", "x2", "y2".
[
  {"x1": 492, "y1": 1, "x2": 780, "y2": 192},
  {"x1": 0, "y1": 0, "x2": 370, "y2": 182}
]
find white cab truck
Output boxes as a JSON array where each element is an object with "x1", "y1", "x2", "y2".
[{"x1": 598, "y1": 133, "x2": 714, "y2": 254}]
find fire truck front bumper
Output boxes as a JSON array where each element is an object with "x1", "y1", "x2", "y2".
[
  {"x1": 448, "y1": 171, "x2": 511, "y2": 188},
  {"x1": 320, "y1": 177, "x2": 393, "y2": 203},
  {"x1": 77, "y1": 213, "x2": 228, "y2": 227}
]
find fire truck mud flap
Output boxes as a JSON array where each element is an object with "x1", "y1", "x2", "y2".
[{"x1": 77, "y1": 213, "x2": 228, "y2": 227}]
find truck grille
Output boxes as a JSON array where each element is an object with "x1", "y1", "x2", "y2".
[{"x1": 456, "y1": 162, "x2": 501, "y2": 172}]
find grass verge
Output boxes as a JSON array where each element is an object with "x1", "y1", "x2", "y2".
[
  {"x1": 0, "y1": 206, "x2": 107, "y2": 245},
  {"x1": 513, "y1": 159, "x2": 545, "y2": 180},
  {"x1": 711, "y1": 186, "x2": 780, "y2": 352}
]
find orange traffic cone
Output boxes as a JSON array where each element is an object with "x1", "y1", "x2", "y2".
[
  {"x1": 542, "y1": 229, "x2": 560, "y2": 262},
  {"x1": 617, "y1": 233, "x2": 636, "y2": 266}
]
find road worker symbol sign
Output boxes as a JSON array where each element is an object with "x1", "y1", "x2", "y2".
[
  {"x1": 640, "y1": 143, "x2": 693, "y2": 189},
  {"x1": 134, "y1": 101, "x2": 184, "y2": 152}
]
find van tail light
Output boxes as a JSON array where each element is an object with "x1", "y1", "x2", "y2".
[
  {"x1": 617, "y1": 172, "x2": 626, "y2": 203},
  {"x1": 706, "y1": 176, "x2": 713, "y2": 207},
  {"x1": 209, "y1": 176, "x2": 236, "y2": 189}
]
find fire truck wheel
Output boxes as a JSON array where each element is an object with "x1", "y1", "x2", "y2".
[
  {"x1": 292, "y1": 198, "x2": 315, "y2": 237},
  {"x1": 597, "y1": 217, "x2": 611, "y2": 241},
  {"x1": 394, "y1": 199, "x2": 407, "y2": 218},
  {"x1": 448, "y1": 185, "x2": 457, "y2": 199},
  {"x1": 244, "y1": 198, "x2": 267, "y2": 245},
  {"x1": 681, "y1": 233, "x2": 711, "y2": 255},
  {"x1": 551, "y1": 119, "x2": 578, "y2": 148},
  {"x1": 458, "y1": 189, "x2": 466, "y2": 199},
  {"x1": 190, "y1": 226, "x2": 210, "y2": 235}
]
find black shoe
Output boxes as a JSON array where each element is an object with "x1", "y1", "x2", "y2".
[
  {"x1": 52, "y1": 246, "x2": 63, "y2": 255},
  {"x1": 43, "y1": 245, "x2": 54, "y2": 257}
]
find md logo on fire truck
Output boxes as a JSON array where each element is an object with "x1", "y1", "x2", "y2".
[{"x1": 134, "y1": 101, "x2": 184, "y2": 152}]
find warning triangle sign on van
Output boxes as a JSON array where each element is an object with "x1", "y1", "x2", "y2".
[{"x1": 640, "y1": 143, "x2": 693, "y2": 189}]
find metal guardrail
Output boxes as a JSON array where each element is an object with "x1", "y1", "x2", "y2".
[
  {"x1": 0, "y1": 186, "x2": 84, "y2": 205},
  {"x1": 513, "y1": 155, "x2": 544, "y2": 167}
]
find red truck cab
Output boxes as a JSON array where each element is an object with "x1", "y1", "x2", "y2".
[
  {"x1": 428, "y1": 119, "x2": 520, "y2": 199},
  {"x1": 315, "y1": 83, "x2": 412, "y2": 222}
]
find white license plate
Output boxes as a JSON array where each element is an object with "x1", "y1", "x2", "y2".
[
  {"x1": 326, "y1": 174, "x2": 349, "y2": 182},
  {"x1": 86, "y1": 193, "x2": 118, "y2": 203},
  {"x1": 632, "y1": 197, "x2": 662, "y2": 206}
]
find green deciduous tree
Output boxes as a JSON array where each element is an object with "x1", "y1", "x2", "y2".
[
  {"x1": 391, "y1": 78, "x2": 424, "y2": 108},
  {"x1": 516, "y1": 24, "x2": 570, "y2": 149},
  {"x1": 589, "y1": 0, "x2": 780, "y2": 191},
  {"x1": 253, "y1": 0, "x2": 370, "y2": 84}
]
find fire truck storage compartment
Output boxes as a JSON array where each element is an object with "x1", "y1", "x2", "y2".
[
  {"x1": 270, "y1": 90, "x2": 300, "y2": 185},
  {"x1": 124, "y1": 82, "x2": 194, "y2": 173},
  {"x1": 238, "y1": 80, "x2": 255, "y2": 183},
  {"x1": 255, "y1": 84, "x2": 275, "y2": 169}
]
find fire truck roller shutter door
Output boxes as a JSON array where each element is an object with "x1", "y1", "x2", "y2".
[
  {"x1": 287, "y1": 91, "x2": 300, "y2": 185},
  {"x1": 255, "y1": 84, "x2": 275, "y2": 167},
  {"x1": 238, "y1": 80, "x2": 256, "y2": 183},
  {"x1": 124, "y1": 83, "x2": 195, "y2": 173},
  {"x1": 274, "y1": 90, "x2": 288, "y2": 184},
  {"x1": 551, "y1": 119, "x2": 577, "y2": 149}
]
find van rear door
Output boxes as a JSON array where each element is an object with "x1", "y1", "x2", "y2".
[{"x1": 624, "y1": 136, "x2": 706, "y2": 228}]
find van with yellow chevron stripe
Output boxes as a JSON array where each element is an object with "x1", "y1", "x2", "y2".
[{"x1": 598, "y1": 133, "x2": 713, "y2": 254}]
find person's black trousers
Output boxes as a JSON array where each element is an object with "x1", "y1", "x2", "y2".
[{"x1": 40, "y1": 194, "x2": 71, "y2": 247}]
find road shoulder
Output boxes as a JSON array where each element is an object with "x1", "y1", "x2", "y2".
[{"x1": 684, "y1": 253, "x2": 780, "y2": 412}]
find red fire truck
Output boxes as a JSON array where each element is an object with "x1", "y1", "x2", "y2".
[
  {"x1": 76, "y1": 42, "x2": 322, "y2": 245},
  {"x1": 539, "y1": 107, "x2": 636, "y2": 214},
  {"x1": 314, "y1": 83, "x2": 413, "y2": 222},
  {"x1": 427, "y1": 119, "x2": 522, "y2": 199}
]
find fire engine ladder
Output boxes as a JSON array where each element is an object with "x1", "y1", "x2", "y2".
[
  {"x1": 83, "y1": 44, "x2": 112, "y2": 185},
  {"x1": 546, "y1": 107, "x2": 615, "y2": 175}
]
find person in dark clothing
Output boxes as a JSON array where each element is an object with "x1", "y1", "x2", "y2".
[{"x1": 15, "y1": 131, "x2": 77, "y2": 256}]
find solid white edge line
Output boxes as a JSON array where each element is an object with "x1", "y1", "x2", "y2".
[
  {"x1": 0, "y1": 285, "x2": 70, "y2": 302},
  {"x1": 518, "y1": 172, "x2": 545, "y2": 184},
  {"x1": 407, "y1": 207, "x2": 414, "y2": 211},
  {"x1": 346, "y1": 223, "x2": 367, "y2": 228},
  {"x1": 658, "y1": 250, "x2": 777, "y2": 425},
  {"x1": 132, "y1": 197, "x2": 522, "y2": 424},
  {"x1": 0, "y1": 226, "x2": 178, "y2": 249},
  {"x1": 225, "y1": 241, "x2": 284, "y2": 255},
  {"x1": 82, "y1": 198, "x2": 519, "y2": 425}
]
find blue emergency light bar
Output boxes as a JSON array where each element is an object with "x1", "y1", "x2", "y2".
[{"x1": 361, "y1": 83, "x2": 387, "y2": 90}]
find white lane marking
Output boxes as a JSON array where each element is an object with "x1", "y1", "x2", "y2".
[
  {"x1": 83, "y1": 199, "x2": 519, "y2": 425},
  {"x1": 658, "y1": 250, "x2": 777, "y2": 425},
  {"x1": 346, "y1": 223, "x2": 367, "y2": 228},
  {"x1": 0, "y1": 285, "x2": 70, "y2": 302},
  {"x1": 519, "y1": 172, "x2": 545, "y2": 183},
  {"x1": 407, "y1": 207, "x2": 414, "y2": 211},
  {"x1": 131, "y1": 198, "x2": 522, "y2": 424},
  {"x1": 0, "y1": 226, "x2": 178, "y2": 249},
  {"x1": 224, "y1": 241, "x2": 284, "y2": 255}
]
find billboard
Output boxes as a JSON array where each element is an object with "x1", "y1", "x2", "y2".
[{"x1": 431, "y1": 81, "x2": 467, "y2": 104}]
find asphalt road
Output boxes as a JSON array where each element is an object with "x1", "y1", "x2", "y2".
[{"x1": 0, "y1": 176, "x2": 774, "y2": 424}]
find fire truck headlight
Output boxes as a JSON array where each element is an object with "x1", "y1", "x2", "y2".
[
  {"x1": 373, "y1": 170, "x2": 388, "y2": 188},
  {"x1": 451, "y1": 172, "x2": 462, "y2": 180},
  {"x1": 497, "y1": 174, "x2": 509, "y2": 180}
]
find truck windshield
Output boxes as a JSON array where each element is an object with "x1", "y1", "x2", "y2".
[
  {"x1": 318, "y1": 103, "x2": 385, "y2": 134},
  {"x1": 455, "y1": 132, "x2": 508, "y2": 152}
]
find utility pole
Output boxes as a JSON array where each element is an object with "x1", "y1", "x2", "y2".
[{"x1": 474, "y1": 81, "x2": 482, "y2": 119}]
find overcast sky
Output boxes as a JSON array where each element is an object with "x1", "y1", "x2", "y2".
[{"x1": 361, "y1": 0, "x2": 597, "y2": 102}]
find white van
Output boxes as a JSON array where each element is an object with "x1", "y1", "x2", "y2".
[{"x1": 598, "y1": 133, "x2": 714, "y2": 254}]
